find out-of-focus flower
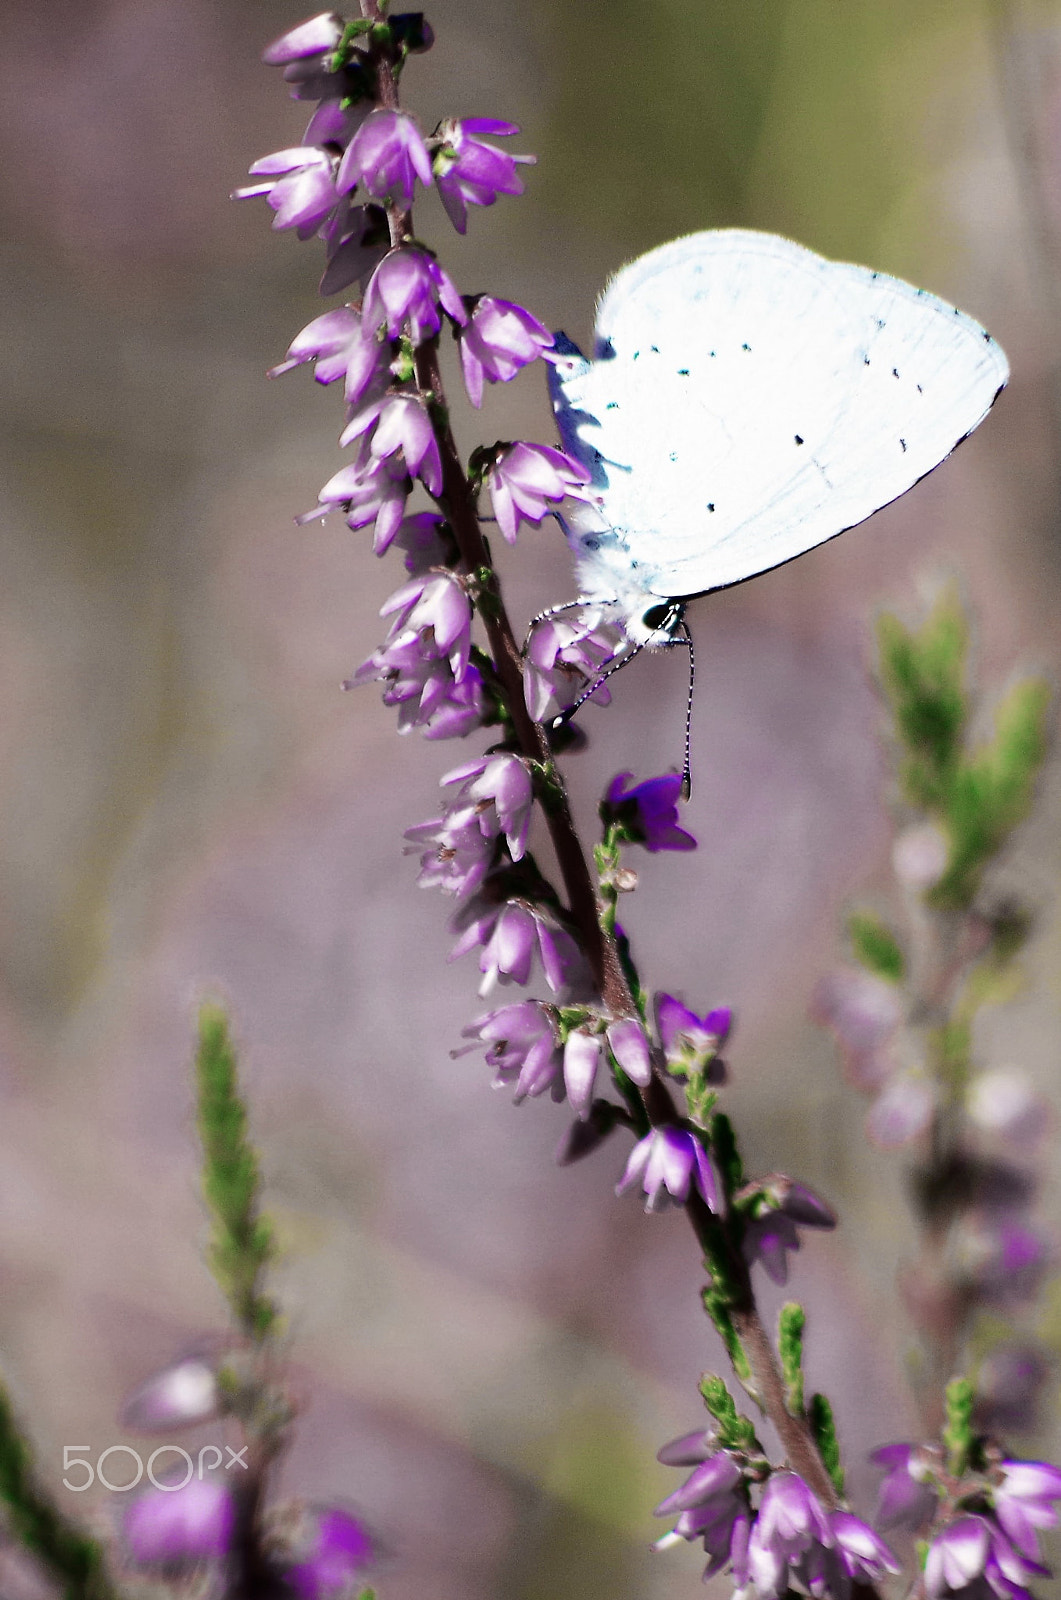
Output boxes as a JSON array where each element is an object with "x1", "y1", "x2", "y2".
[
  {"x1": 738, "y1": 1176, "x2": 836, "y2": 1285},
  {"x1": 812, "y1": 967, "x2": 903, "y2": 1089},
  {"x1": 486, "y1": 442, "x2": 590, "y2": 544},
  {"x1": 286, "y1": 1506, "x2": 376, "y2": 1600},
  {"x1": 120, "y1": 1356, "x2": 221, "y2": 1434},
  {"x1": 745, "y1": 1471, "x2": 833, "y2": 1599},
  {"x1": 993, "y1": 1459, "x2": 1061, "y2": 1558},
  {"x1": 233, "y1": 147, "x2": 340, "y2": 233},
  {"x1": 948, "y1": 1209, "x2": 1050, "y2": 1305},
  {"x1": 363, "y1": 247, "x2": 466, "y2": 344},
  {"x1": 968, "y1": 1069, "x2": 1048, "y2": 1152},
  {"x1": 616, "y1": 1126, "x2": 721, "y2": 1213},
  {"x1": 523, "y1": 609, "x2": 622, "y2": 722},
  {"x1": 337, "y1": 108, "x2": 433, "y2": 208},
  {"x1": 871, "y1": 1441, "x2": 942, "y2": 1531},
  {"x1": 261, "y1": 12, "x2": 344, "y2": 65},
  {"x1": 655, "y1": 994, "x2": 731, "y2": 1077},
  {"x1": 404, "y1": 811, "x2": 495, "y2": 898},
  {"x1": 451, "y1": 897, "x2": 578, "y2": 995},
  {"x1": 350, "y1": 637, "x2": 486, "y2": 739},
  {"x1": 459, "y1": 297, "x2": 554, "y2": 406},
  {"x1": 459, "y1": 1000, "x2": 563, "y2": 1101},
  {"x1": 379, "y1": 572, "x2": 472, "y2": 678},
  {"x1": 602, "y1": 772, "x2": 696, "y2": 853},
  {"x1": 268, "y1": 307, "x2": 389, "y2": 406},
  {"x1": 892, "y1": 822, "x2": 950, "y2": 889},
  {"x1": 434, "y1": 117, "x2": 534, "y2": 233},
  {"x1": 319, "y1": 202, "x2": 391, "y2": 297},
  {"x1": 441, "y1": 753, "x2": 534, "y2": 860},
  {"x1": 865, "y1": 1071, "x2": 936, "y2": 1148},
  {"x1": 300, "y1": 444, "x2": 410, "y2": 550},
  {"x1": 923, "y1": 1513, "x2": 1046, "y2": 1600},
  {"x1": 341, "y1": 394, "x2": 443, "y2": 497},
  {"x1": 124, "y1": 1479, "x2": 234, "y2": 1568},
  {"x1": 391, "y1": 511, "x2": 455, "y2": 574},
  {"x1": 975, "y1": 1344, "x2": 1050, "y2": 1433}
]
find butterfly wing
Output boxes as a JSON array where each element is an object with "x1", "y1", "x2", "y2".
[{"x1": 550, "y1": 230, "x2": 1008, "y2": 605}]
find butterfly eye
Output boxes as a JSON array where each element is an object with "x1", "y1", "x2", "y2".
[{"x1": 641, "y1": 602, "x2": 673, "y2": 633}]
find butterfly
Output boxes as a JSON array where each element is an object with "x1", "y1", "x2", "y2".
[{"x1": 546, "y1": 228, "x2": 1008, "y2": 652}]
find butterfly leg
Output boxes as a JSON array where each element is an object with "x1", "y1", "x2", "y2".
[{"x1": 655, "y1": 620, "x2": 695, "y2": 800}]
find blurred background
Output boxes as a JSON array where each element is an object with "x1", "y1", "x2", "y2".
[{"x1": 0, "y1": 0, "x2": 1060, "y2": 1596}]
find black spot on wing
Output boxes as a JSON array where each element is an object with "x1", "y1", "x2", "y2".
[
  {"x1": 606, "y1": 401, "x2": 619, "y2": 410},
  {"x1": 678, "y1": 368, "x2": 690, "y2": 376},
  {"x1": 900, "y1": 438, "x2": 907, "y2": 452},
  {"x1": 794, "y1": 434, "x2": 804, "y2": 445},
  {"x1": 741, "y1": 342, "x2": 751, "y2": 352},
  {"x1": 707, "y1": 502, "x2": 715, "y2": 512}
]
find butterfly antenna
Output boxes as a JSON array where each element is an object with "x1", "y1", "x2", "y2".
[
  {"x1": 550, "y1": 642, "x2": 644, "y2": 730},
  {"x1": 678, "y1": 619, "x2": 695, "y2": 800}
]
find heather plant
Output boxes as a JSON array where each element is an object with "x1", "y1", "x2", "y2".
[{"x1": 0, "y1": 7, "x2": 1056, "y2": 1600}]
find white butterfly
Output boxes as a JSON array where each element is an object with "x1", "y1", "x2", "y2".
[{"x1": 547, "y1": 228, "x2": 1008, "y2": 649}]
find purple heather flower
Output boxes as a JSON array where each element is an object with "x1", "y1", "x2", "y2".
[
  {"x1": 450, "y1": 897, "x2": 578, "y2": 995},
  {"x1": 871, "y1": 1441, "x2": 941, "y2": 1531},
  {"x1": 319, "y1": 202, "x2": 391, "y2": 297},
  {"x1": 968, "y1": 1069, "x2": 1048, "y2": 1152},
  {"x1": 606, "y1": 1015, "x2": 652, "y2": 1085},
  {"x1": 233, "y1": 146, "x2": 340, "y2": 233},
  {"x1": 744, "y1": 1473, "x2": 891, "y2": 1600},
  {"x1": 655, "y1": 993, "x2": 731, "y2": 1077},
  {"x1": 433, "y1": 117, "x2": 534, "y2": 233},
  {"x1": 337, "y1": 108, "x2": 433, "y2": 208},
  {"x1": 404, "y1": 811, "x2": 495, "y2": 898},
  {"x1": 459, "y1": 296, "x2": 555, "y2": 407},
  {"x1": 391, "y1": 511, "x2": 454, "y2": 573},
  {"x1": 286, "y1": 1506, "x2": 375, "y2": 1600},
  {"x1": 563, "y1": 1029, "x2": 604, "y2": 1119},
  {"x1": 119, "y1": 1356, "x2": 221, "y2": 1434},
  {"x1": 864, "y1": 1070, "x2": 936, "y2": 1147},
  {"x1": 124, "y1": 1479, "x2": 235, "y2": 1568},
  {"x1": 602, "y1": 772, "x2": 697, "y2": 852},
  {"x1": 441, "y1": 753, "x2": 533, "y2": 861},
  {"x1": 892, "y1": 821, "x2": 949, "y2": 888},
  {"x1": 993, "y1": 1460, "x2": 1061, "y2": 1558},
  {"x1": 459, "y1": 1000, "x2": 563, "y2": 1101},
  {"x1": 379, "y1": 572, "x2": 472, "y2": 678},
  {"x1": 261, "y1": 12, "x2": 344, "y2": 65},
  {"x1": 739, "y1": 1176, "x2": 836, "y2": 1285},
  {"x1": 301, "y1": 444, "x2": 410, "y2": 550},
  {"x1": 922, "y1": 1514, "x2": 1046, "y2": 1600},
  {"x1": 616, "y1": 1126, "x2": 722, "y2": 1213},
  {"x1": 523, "y1": 609, "x2": 622, "y2": 722},
  {"x1": 341, "y1": 394, "x2": 443, "y2": 497},
  {"x1": 657, "y1": 1429, "x2": 719, "y2": 1466},
  {"x1": 653, "y1": 1449, "x2": 749, "y2": 1581},
  {"x1": 486, "y1": 442, "x2": 591, "y2": 544},
  {"x1": 350, "y1": 637, "x2": 486, "y2": 739},
  {"x1": 304, "y1": 96, "x2": 369, "y2": 148},
  {"x1": 362, "y1": 247, "x2": 466, "y2": 344},
  {"x1": 268, "y1": 307, "x2": 389, "y2": 406}
]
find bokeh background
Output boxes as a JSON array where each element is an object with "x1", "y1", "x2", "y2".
[{"x1": 0, "y1": 0, "x2": 1060, "y2": 1596}]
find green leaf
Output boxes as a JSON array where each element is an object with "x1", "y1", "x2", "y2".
[
  {"x1": 778, "y1": 1302, "x2": 806, "y2": 1416},
  {"x1": 847, "y1": 909, "x2": 905, "y2": 982},
  {"x1": 698, "y1": 1374, "x2": 759, "y2": 1452},
  {"x1": 710, "y1": 1111, "x2": 744, "y2": 1200},
  {"x1": 0, "y1": 1384, "x2": 115, "y2": 1600},
  {"x1": 877, "y1": 595, "x2": 968, "y2": 810},
  {"x1": 808, "y1": 1392, "x2": 844, "y2": 1496},
  {"x1": 196, "y1": 1003, "x2": 279, "y2": 1341},
  {"x1": 932, "y1": 678, "x2": 1050, "y2": 909},
  {"x1": 943, "y1": 1375, "x2": 975, "y2": 1476}
]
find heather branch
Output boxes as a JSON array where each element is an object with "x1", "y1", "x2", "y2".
[{"x1": 353, "y1": 1, "x2": 854, "y2": 1526}]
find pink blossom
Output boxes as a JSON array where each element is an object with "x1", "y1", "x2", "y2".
[
  {"x1": 363, "y1": 247, "x2": 467, "y2": 344},
  {"x1": 616, "y1": 1126, "x2": 722, "y2": 1214},
  {"x1": 379, "y1": 571, "x2": 472, "y2": 679},
  {"x1": 301, "y1": 444, "x2": 410, "y2": 550},
  {"x1": 261, "y1": 12, "x2": 344, "y2": 65},
  {"x1": 487, "y1": 441, "x2": 591, "y2": 543},
  {"x1": 459, "y1": 296, "x2": 554, "y2": 406},
  {"x1": 441, "y1": 753, "x2": 533, "y2": 860},
  {"x1": 450, "y1": 897, "x2": 578, "y2": 995},
  {"x1": 338, "y1": 108, "x2": 434, "y2": 208},
  {"x1": 434, "y1": 117, "x2": 534, "y2": 233},
  {"x1": 341, "y1": 393, "x2": 443, "y2": 496},
  {"x1": 523, "y1": 609, "x2": 623, "y2": 722},
  {"x1": 459, "y1": 1001, "x2": 564, "y2": 1101},
  {"x1": 268, "y1": 306, "x2": 389, "y2": 406},
  {"x1": 350, "y1": 637, "x2": 486, "y2": 739},
  {"x1": 233, "y1": 146, "x2": 340, "y2": 233}
]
